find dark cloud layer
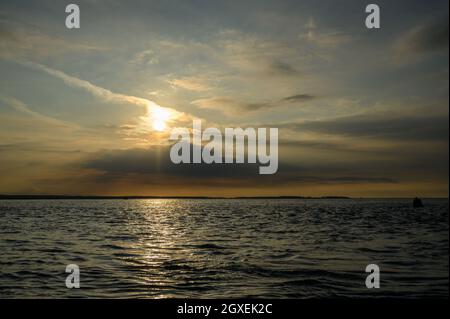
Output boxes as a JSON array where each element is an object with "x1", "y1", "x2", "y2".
[
  {"x1": 282, "y1": 94, "x2": 316, "y2": 103},
  {"x1": 408, "y1": 18, "x2": 449, "y2": 53},
  {"x1": 396, "y1": 17, "x2": 449, "y2": 55},
  {"x1": 267, "y1": 60, "x2": 299, "y2": 76},
  {"x1": 83, "y1": 145, "x2": 262, "y2": 178},
  {"x1": 81, "y1": 144, "x2": 399, "y2": 188},
  {"x1": 284, "y1": 113, "x2": 449, "y2": 141}
]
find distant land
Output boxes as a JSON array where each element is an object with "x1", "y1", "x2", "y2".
[
  {"x1": 0, "y1": 195, "x2": 352, "y2": 200},
  {"x1": 1, "y1": 195, "x2": 447, "y2": 200}
]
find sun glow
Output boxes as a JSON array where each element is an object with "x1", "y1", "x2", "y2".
[{"x1": 152, "y1": 107, "x2": 171, "y2": 131}]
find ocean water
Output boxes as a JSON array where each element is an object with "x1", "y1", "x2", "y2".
[{"x1": 0, "y1": 198, "x2": 448, "y2": 298}]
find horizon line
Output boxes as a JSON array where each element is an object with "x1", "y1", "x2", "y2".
[{"x1": 0, "y1": 194, "x2": 448, "y2": 200}]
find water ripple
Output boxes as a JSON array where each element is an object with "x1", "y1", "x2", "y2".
[{"x1": 0, "y1": 198, "x2": 448, "y2": 298}]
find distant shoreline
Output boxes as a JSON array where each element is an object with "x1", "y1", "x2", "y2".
[
  {"x1": 0, "y1": 195, "x2": 350, "y2": 200},
  {"x1": 0, "y1": 195, "x2": 448, "y2": 200}
]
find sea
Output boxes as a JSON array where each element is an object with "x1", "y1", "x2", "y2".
[{"x1": 0, "y1": 198, "x2": 448, "y2": 298}]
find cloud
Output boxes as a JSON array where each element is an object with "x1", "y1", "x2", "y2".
[
  {"x1": 81, "y1": 146, "x2": 399, "y2": 187},
  {"x1": 192, "y1": 92, "x2": 317, "y2": 115},
  {"x1": 266, "y1": 60, "x2": 300, "y2": 76},
  {"x1": 0, "y1": 16, "x2": 104, "y2": 59},
  {"x1": 130, "y1": 49, "x2": 159, "y2": 65},
  {"x1": 192, "y1": 92, "x2": 318, "y2": 116},
  {"x1": 22, "y1": 61, "x2": 154, "y2": 109},
  {"x1": 301, "y1": 30, "x2": 352, "y2": 48},
  {"x1": 394, "y1": 17, "x2": 449, "y2": 56},
  {"x1": 192, "y1": 97, "x2": 271, "y2": 115},
  {"x1": 0, "y1": 95, "x2": 78, "y2": 129},
  {"x1": 10, "y1": 61, "x2": 198, "y2": 145},
  {"x1": 217, "y1": 30, "x2": 300, "y2": 77},
  {"x1": 299, "y1": 17, "x2": 352, "y2": 49},
  {"x1": 18, "y1": 61, "x2": 194, "y2": 135},
  {"x1": 81, "y1": 145, "x2": 274, "y2": 190},
  {"x1": 129, "y1": 30, "x2": 303, "y2": 91},
  {"x1": 282, "y1": 94, "x2": 316, "y2": 102},
  {"x1": 168, "y1": 76, "x2": 212, "y2": 91},
  {"x1": 283, "y1": 112, "x2": 449, "y2": 142}
]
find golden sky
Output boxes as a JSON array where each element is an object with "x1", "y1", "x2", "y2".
[{"x1": 0, "y1": 0, "x2": 448, "y2": 197}]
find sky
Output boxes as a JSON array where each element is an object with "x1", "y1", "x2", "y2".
[{"x1": 0, "y1": 0, "x2": 448, "y2": 197}]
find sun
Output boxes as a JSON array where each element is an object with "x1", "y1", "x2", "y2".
[
  {"x1": 152, "y1": 107, "x2": 171, "y2": 131},
  {"x1": 153, "y1": 118, "x2": 166, "y2": 131}
]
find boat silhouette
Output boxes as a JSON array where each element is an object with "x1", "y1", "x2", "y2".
[{"x1": 413, "y1": 197, "x2": 424, "y2": 208}]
